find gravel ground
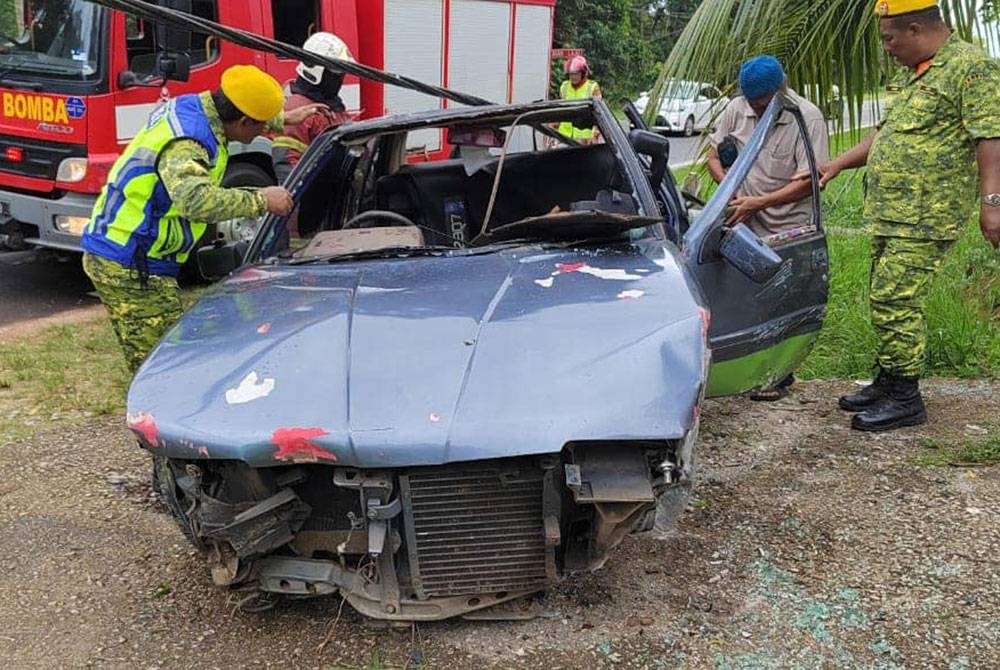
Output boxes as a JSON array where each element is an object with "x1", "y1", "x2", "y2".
[{"x1": 1, "y1": 379, "x2": 997, "y2": 669}]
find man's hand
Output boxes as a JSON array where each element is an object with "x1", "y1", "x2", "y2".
[
  {"x1": 261, "y1": 186, "x2": 294, "y2": 216},
  {"x1": 284, "y1": 103, "x2": 330, "y2": 125},
  {"x1": 730, "y1": 194, "x2": 766, "y2": 223},
  {"x1": 982, "y1": 205, "x2": 1000, "y2": 248},
  {"x1": 818, "y1": 160, "x2": 842, "y2": 188}
]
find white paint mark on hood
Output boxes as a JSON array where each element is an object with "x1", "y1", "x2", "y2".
[{"x1": 225, "y1": 371, "x2": 276, "y2": 405}]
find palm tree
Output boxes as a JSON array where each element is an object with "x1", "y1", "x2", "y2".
[{"x1": 645, "y1": 0, "x2": 999, "y2": 131}]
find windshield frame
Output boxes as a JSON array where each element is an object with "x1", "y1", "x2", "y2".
[
  {"x1": 0, "y1": 0, "x2": 110, "y2": 95},
  {"x1": 246, "y1": 100, "x2": 669, "y2": 265}
]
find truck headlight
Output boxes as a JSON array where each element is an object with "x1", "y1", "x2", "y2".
[{"x1": 56, "y1": 157, "x2": 88, "y2": 183}]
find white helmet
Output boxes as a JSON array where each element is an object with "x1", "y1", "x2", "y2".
[{"x1": 296, "y1": 32, "x2": 355, "y2": 86}]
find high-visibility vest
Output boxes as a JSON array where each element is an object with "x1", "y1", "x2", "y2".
[
  {"x1": 82, "y1": 93, "x2": 227, "y2": 277},
  {"x1": 558, "y1": 79, "x2": 599, "y2": 140}
]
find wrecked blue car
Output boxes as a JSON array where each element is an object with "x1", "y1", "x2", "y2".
[{"x1": 127, "y1": 96, "x2": 828, "y2": 620}]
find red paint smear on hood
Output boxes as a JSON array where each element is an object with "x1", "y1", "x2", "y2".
[
  {"x1": 127, "y1": 412, "x2": 160, "y2": 447},
  {"x1": 555, "y1": 262, "x2": 587, "y2": 274},
  {"x1": 271, "y1": 427, "x2": 336, "y2": 463}
]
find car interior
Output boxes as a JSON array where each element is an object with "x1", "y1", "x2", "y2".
[{"x1": 286, "y1": 111, "x2": 645, "y2": 256}]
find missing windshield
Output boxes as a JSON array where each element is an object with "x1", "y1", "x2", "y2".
[{"x1": 260, "y1": 106, "x2": 654, "y2": 263}]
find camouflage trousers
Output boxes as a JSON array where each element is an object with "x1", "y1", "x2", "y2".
[
  {"x1": 869, "y1": 235, "x2": 954, "y2": 379},
  {"x1": 82, "y1": 253, "x2": 184, "y2": 375}
]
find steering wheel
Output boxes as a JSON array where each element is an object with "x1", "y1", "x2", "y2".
[{"x1": 343, "y1": 209, "x2": 418, "y2": 229}]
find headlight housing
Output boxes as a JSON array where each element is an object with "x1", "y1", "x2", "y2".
[{"x1": 56, "y1": 157, "x2": 88, "y2": 183}]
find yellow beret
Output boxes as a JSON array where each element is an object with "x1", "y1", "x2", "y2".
[
  {"x1": 220, "y1": 65, "x2": 284, "y2": 121},
  {"x1": 875, "y1": 0, "x2": 938, "y2": 17}
]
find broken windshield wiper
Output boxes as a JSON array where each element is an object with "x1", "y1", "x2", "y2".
[{"x1": 287, "y1": 245, "x2": 452, "y2": 265}]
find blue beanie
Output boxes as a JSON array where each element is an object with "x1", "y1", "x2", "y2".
[{"x1": 739, "y1": 55, "x2": 785, "y2": 99}]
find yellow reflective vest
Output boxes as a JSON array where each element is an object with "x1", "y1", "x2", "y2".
[
  {"x1": 82, "y1": 94, "x2": 227, "y2": 276},
  {"x1": 559, "y1": 79, "x2": 599, "y2": 140}
]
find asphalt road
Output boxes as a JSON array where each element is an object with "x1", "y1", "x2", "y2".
[{"x1": 0, "y1": 250, "x2": 98, "y2": 328}]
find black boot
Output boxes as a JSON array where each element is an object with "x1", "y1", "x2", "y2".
[
  {"x1": 851, "y1": 374, "x2": 927, "y2": 432},
  {"x1": 838, "y1": 368, "x2": 889, "y2": 412}
]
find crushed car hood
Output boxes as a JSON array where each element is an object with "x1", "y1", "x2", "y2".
[{"x1": 127, "y1": 243, "x2": 708, "y2": 467}]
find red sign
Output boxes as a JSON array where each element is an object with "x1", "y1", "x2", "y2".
[
  {"x1": 0, "y1": 89, "x2": 85, "y2": 141},
  {"x1": 551, "y1": 48, "x2": 584, "y2": 60}
]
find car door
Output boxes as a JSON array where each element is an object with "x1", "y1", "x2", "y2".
[{"x1": 681, "y1": 94, "x2": 829, "y2": 397}]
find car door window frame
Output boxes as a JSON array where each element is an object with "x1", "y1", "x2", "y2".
[{"x1": 683, "y1": 93, "x2": 823, "y2": 262}]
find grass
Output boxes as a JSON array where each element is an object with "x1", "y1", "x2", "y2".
[
  {"x1": 798, "y1": 174, "x2": 1000, "y2": 380},
  {"x1": 0, "y1": 318, "x2": 130, "y2": 445},
  {"x1": 916, "y1": 431, "x2": 1000, "y2": 466}
]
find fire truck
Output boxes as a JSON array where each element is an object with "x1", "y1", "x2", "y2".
[{"x1": 0, "y1": 0, "x2": 556, "y2": 251}]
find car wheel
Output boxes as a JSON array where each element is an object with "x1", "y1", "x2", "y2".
[
  {"x1": 683, "y1": 115, "x2": 695, "y2": 137},
  {"x1": 152, "y1": 456, "x2": 205, "y2": 551},
  {"x1": 655, "y1": 114, "x2": 668, "y2": 127}
]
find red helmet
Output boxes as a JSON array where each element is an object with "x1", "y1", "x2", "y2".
[{"x1": 565, "y1": 55, "x2": 589, "y2": 75}]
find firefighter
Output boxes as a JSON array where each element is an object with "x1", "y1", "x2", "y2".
[
  {"x1": 271, "y1": 31, "x2": 356, "y2": 184},
  {"x1": 558, "y1": 55, "x2": 602, "y2": 143},
  {"x1": 81, "y1": 65, "x2": 326, "y2": 374}
]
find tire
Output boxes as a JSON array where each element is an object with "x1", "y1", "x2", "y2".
[
  {"x1": 152, "y1": 456, "x2": 205, "y2": 551},
  {"x1": 650, "y1": 479, "x2": 693, "y2": 539},
  {"x1": 682, "y1": 115, "x2": 695, "y2": 137},
  {"x1": 655, "y1": 114, "x2": 668, "y2": 127}
]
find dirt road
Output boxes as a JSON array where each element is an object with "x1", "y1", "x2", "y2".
[{"x1": 1, "y1": 380, "x2": 997, "y2": 669}]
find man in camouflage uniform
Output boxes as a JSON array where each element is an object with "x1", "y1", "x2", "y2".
[
  {"x1": 81, "y1": 65, "x2": 325, "y2": 374},
  {"x1": 821, "y1": 0, "x2": 1000, "y2": 431}
]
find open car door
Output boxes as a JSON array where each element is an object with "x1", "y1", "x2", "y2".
[{"x1": 681, "y1": 95, "x2": 829, "y2": 397}]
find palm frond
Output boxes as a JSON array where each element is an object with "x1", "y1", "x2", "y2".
[{"x1": 647, "y1": 0, "x2": 998, "y2": 133}]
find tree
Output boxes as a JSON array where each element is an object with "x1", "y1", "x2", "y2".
[
  {"x1": 644, "y1": 0, "x2": 1000, "y2": 128},
  {"x1": 553, "y1": 0, "x2": 703, "y2": 103}
]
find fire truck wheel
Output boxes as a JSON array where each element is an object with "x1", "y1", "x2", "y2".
[
  {"x1": 181, "y1": 163, "x2": 274, "y2": 283},
  {"x1": 213, "y1": 163, "x2": 275, "y2": 243}
]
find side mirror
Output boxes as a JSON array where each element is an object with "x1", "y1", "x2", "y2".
[
  {"x1": 197, "y1": 240, "x2": 248, "y2": 280},
  {"x1": 719, "y1": 223, "x2": 783, "y2": 283},
  {"x1": 155, "y1": 0, "x2": 192, "y2": 82},
  {"x1": 628, "y1": 129, "x2": 669, "y2": 190},
  {"x1": 156, "y1": 51, "x2": 191, "y2": 82}
]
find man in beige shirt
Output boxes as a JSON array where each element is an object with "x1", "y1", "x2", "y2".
[{"x1": 707, "y1": 55, "x2": 829, "y2": 239}]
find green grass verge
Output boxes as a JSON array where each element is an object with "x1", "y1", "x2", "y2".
[
  {"x1": 798, "y1": 175, "x2": 1000, "y2": 380},
  {"x1": 0, "y1": 318, "x2": 131, "y2": 445},
  {"x1": 916, "y1": 431, "x2": 1000, "y2": 466}
]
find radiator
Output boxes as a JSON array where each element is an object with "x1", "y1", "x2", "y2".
[{"x1": 400, "y1": 463, "x2": 550, "y2": 599}]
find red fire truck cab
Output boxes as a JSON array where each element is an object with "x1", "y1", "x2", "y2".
[{"x1": 0, "y1": 0, "x2": 555, "y2": 252}]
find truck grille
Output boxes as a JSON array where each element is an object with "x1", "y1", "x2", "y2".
[
  {"x1": 400, "y1": 463, "x2": 550, "y2": 598},
  {"x1": 0, "y1": 134, "x2": 85, "y2": 181}
]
